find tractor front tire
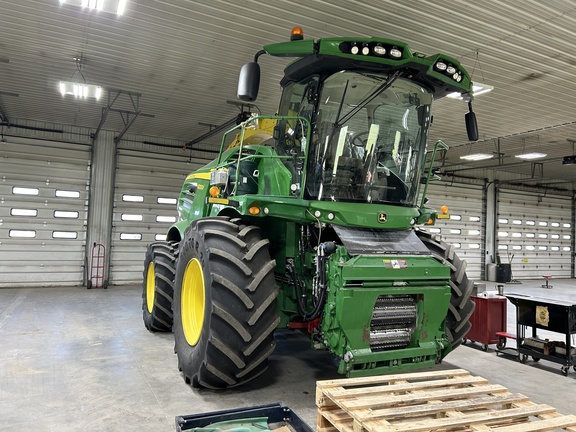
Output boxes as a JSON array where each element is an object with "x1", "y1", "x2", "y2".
[
  {"x1": 173, "y1": 217, "x2": 279, "y2": 389},
  {"x1": 417, "y1": 230, "x2": 475, "y2": 349},
  {"x1": 142, "y1": 241, "x2": 177, "y2": 332}
]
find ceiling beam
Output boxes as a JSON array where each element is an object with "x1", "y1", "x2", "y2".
[{"x1": 91, "y1": 89, "x2": 153, "y2": 142}]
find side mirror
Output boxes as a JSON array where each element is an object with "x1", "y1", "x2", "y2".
[
  {"x1": 465, "y1": 102, "x2": 479, "y2": 141},
  {"x1": 237, "y1": 62, "x2": 260, "y2": 101}
]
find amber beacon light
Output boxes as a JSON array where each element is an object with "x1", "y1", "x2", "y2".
[{"x1": 290, "y1": 26, "x2": 304, "y2": 41}]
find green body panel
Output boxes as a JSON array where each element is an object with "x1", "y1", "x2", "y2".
[
  {"x1": 319, "y1": 247, "x2": 451, "y2": 375},
  {"x1": 265, "y1": 36, "x2": 472, "y2": 94}
]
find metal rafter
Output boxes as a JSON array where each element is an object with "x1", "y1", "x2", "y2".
[
  {"x1": 184, "y1": 100, "x2": 258, "y2": 149},
  {"x1": 91, "y1": 89, "x2": 154, "y2": 143}
]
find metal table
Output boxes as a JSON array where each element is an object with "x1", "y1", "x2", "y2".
[{"x1": 505, "y1": 294, "x2": 576, "y2": 376}]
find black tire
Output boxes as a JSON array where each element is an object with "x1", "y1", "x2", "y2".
[
  {"x1": 173, "y1": 216, "x2": 279, "y2": 389},
  {"x1": 416, "y1": 230, "x2": 476, "y2": 350},
  {"x1": 496, "y1": 337, "x2": 507, "y2": 350},
  {"x1": 142, "y1": 241, "x2": 177, "y2": 332}
]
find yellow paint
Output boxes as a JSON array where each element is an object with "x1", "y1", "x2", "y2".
[
  {"x1": 185, "y1": 172, "x2": 211, "y2": 181},
  {"x1": 181, "y1": 258, "x2": 205, "y2": 346},
  {"x1": 146, "y1": 262, "x2": 155, "y2": 313},
  {"x1": 227, "y1": 118, "x2": 277, "y2": 149},
  {"x1": 208, "y1": 197, "x2": 229, "y2": 205}
]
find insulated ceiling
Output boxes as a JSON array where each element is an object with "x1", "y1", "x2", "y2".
[{"x1": 1, "y1": 0, "x2": 576, "y2": 190}]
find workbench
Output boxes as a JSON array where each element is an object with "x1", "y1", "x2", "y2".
[{"x1": 503, "y1": 294, "x2": 576, "y2": 376}]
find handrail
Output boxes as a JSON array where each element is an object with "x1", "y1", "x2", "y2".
[{"x1": 419, "y1": 139, "x2": 449, "y2": 208}]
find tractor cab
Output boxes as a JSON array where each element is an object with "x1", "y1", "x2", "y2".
[
  {"x1": 274, "y1": 70, "x2": 432, "y2": 205},
  {"x1": 239, "y1": 28, "x2": 478, "y2": 207}
]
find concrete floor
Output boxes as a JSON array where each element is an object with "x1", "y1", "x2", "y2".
[{"x1": 0, "y1": 279, "x2": 575, "y2": 431}]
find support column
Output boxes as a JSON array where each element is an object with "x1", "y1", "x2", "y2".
[
  {"x1": 484, "y1": 176, "x2": 497, "y2": 278},
  {"x1": 86, "y1": 130, "x2": 116, "y2": 286}
]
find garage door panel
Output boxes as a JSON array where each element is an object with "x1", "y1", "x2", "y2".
[
  {"x1": 0, "y1": 143, "x2": 91, "y2": 164},
  {"x1": 422, "y1": 182, "x2": 484, "y2": 280},
  {"x1": 3, "y1": 208, "x2": 87, "y2": 220},
  {"x1": 110, "y1": 148, "x2": 191, "y2": 283},
  {"x1": 4, "y1": 251, "x2": 84, "y2": 262},
  {"x1": 3, "y1": 227, "x2": 85, "y2": 241},
  {"x1": 497, "y1": 190, "x2": 571, "y2": 279},
  {"x1": 0, "y1": 270, "x2": 83, "y2": 285},
  {"x1": 0, "y1": 139, "x2": 90, "y2": 287},
  {"x1": 3, "y1": 162, "x2": 88, "y2": 179}
]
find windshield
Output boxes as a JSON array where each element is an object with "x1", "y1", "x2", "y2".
[{"x1": 302, "y1": 71, "x2": 433, "y2": 205}]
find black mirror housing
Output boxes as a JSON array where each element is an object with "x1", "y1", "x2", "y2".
[
  {"x1": 237, "y1": 62, "x2": 261, "y2": 102},
  {"x1": 465, "y1": 111, "x2": 478, "y2": 141}
]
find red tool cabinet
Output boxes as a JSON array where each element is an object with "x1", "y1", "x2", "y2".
[{"x1": 463, "y1": 295, "x2": 507, "y2": 351}]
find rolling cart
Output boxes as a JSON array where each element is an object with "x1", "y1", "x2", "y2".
[{"x1": 503, "y1": 294, "x2": 576, "y2": 376}]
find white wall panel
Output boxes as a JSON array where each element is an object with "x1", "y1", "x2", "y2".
[
  {"x1": 422, "y1": 182, "x2": 485, "y2": 280},
  {"x1": 0, "y1": 138, "x2": 90, "y2": 287},
  {"x1": 497, "y1": 190, "x2": 572, "y2": 279}
]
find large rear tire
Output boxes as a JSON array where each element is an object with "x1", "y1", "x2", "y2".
[
  {"x1": 142, "y1": 241, "x2": 177, "y2": 332},
  {"x1": 416, "y1": 230, "x2": 475, "y2": 349},
  {"x1": 173, "y1": 217, "x2": 279, "y2": 389}
]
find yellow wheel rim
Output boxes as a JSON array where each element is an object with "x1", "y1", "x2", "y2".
[
  {"x1": 146, "y1": 262, "x2": 155, "y2": 313},
  {"x1": 181, "y1": 258, "x2": 205, "y2": 346}
]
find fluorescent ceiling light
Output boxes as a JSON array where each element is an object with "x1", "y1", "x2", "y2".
[
  {"x1": 59, "y1": 0, "x2": 127, "y2": 15},
  {"x1": 59, "y1": 81, "x2": 103, "y2": 100},
  {"x1": 447, "y1": 83, "x2": 494, "y2": 99},
  {"x1": 460, "y1": 153, "x2": 494, "y2": 161},
  {"x1": 515, "y1": 152, "x2": 547, "y2": 160}
]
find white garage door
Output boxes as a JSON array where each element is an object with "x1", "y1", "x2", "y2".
[
  {"x1": 0, "y1": 138, "x2": 90, "y2": 287},
  {"x1": 110, "y1": 148, "x2": 202, "y2": 284},
  {"x1": 497, "y1": 190, "x2": 572, "y2": 279},
  {"x1": 422, "y1": 182, "x2": 485, "y2": 280}
]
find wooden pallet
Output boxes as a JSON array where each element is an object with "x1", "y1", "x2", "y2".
[{"x1": 316, "y1": 368, "x2": 576, "y2": 432}]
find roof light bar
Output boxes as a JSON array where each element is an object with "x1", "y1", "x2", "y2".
[
  {"x1": 460, "y1": 153, "x2": 494, "y2": 161},
  {"x1": 447, "y1": 83, "x2": 494, "y2": 100},
  {"x1": 515, "y1": 152, "x2": 547, "y2": 160},
  {"x1": 59, "y1": 0, "x2": 127, "y2": 16},
  {"x1": 59, "y1": 81, "x2": 103, "y2": 100}
]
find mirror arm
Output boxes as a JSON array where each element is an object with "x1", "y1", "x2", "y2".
[{"x1": 254, "y1": 50, "x2": 266, "y2": 63}]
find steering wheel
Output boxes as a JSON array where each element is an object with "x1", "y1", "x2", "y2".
[{"x1": 350, "y1": 131, "x2": 370, "y2": 147}]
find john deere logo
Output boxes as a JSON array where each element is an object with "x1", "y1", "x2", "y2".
[{"x1": 378, "y1": 212, "x2": 387, "y2": 223}]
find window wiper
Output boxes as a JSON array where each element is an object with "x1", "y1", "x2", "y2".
[{"x1": 335, "y1": 70, "x2": 402, "y2": 127}]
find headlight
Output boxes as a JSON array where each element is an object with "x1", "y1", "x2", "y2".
[
  {"x1": 435, "y1": 61, "x2": 447, "y2": 71},
  {"x1": 446, "y1": 65, "x2": 457, "y2": 74},
  {"x1": 390, "y1": 48, "x2": 402, "y2": 58},
  {"x1": 351, "y1": 45, "x2": 359, "y2": 55},
  {"x1": 373, "y1": 45, "x2": 386, "y2": 55}
]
